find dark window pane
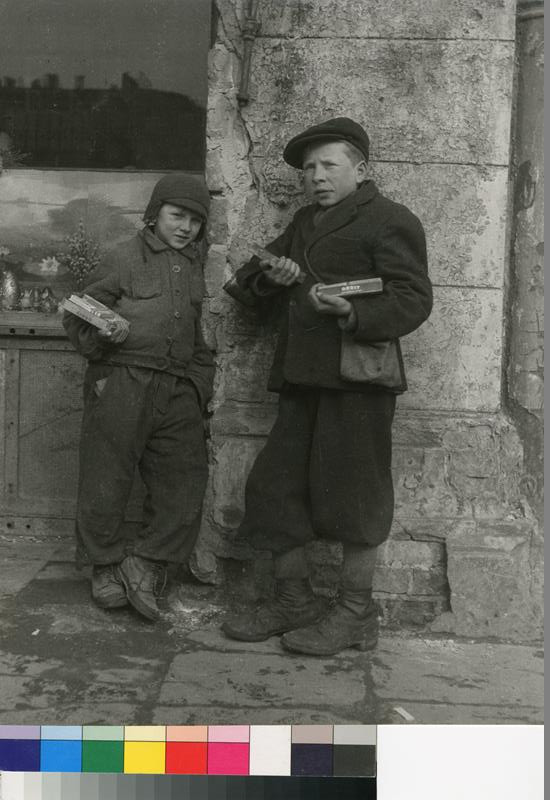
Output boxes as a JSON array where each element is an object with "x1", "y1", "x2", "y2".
[{"x1": 0, "y1": 0, "x2": 210, "y2": 170}]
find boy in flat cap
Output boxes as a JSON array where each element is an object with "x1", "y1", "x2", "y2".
[
  {"x1": 222, "y1": 118, "x2": 432, "y2": 655},
  {"x1": 64, "y1": 174, "x2": 214, "y2": 621}
]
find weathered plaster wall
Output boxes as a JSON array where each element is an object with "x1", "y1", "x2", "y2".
[
  {"x1": 200, "y1": 0, "x2": 543, "y2": 642},
  {"x1": 507, "y1": 4, "x2": 544, "y2": 519}
]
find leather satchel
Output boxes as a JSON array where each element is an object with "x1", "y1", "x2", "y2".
[{"x1": 340, "y1": 332, "x2": 403, "y2": 390}]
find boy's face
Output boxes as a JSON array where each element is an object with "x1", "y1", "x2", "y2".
[
  {"x1": 154, "y1": 203, "x2": 203, "y2": 250},
  {"x1": 302, "y1": 141, "x2": 367, "y2": 207}
]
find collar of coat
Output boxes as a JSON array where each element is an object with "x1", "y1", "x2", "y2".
[
  {"x1": 139, "y1": 226, "x2": 196, "y2": 258},
  {"x1": 305, "y1": 179, "x2": 379, "y2": 249}
]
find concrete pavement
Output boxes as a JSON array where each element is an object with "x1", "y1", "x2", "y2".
[{"x1": 0, "y1": 533, "x2": 543, "y2": 726}]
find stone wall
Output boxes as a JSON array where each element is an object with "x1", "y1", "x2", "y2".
[{"x1": 199, "y1": 0, "x2": 544, "y2": 642}]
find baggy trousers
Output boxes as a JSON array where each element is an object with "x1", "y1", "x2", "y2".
[
  {"x1": 237, "y1": 385, "x2": 396, "y2": 554},
  {"x1": 75, "y1": 363, "x2": 208, "y2": 566}
]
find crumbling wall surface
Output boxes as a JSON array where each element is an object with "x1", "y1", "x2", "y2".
[
  {"x1": 507, "y1": 4, "x2": 544, "y2": 521},
  {"x1": 200, "y1": 0, "x2": 543, "y2": 642}
]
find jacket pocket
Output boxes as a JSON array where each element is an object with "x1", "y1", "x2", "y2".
[
  {"x1": 339, "y1": 333, "x2": 405, "y2": 392},
  {"x1": 131, "y1": 268, "x2": 162, "y2": 298},
  {"x1": 83, "y1": 364, "x2": 115, "y2": 402}
]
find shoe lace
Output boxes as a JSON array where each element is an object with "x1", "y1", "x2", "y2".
[{"x1": 153, "y1": 564, "x2": 168, "y2": 598}]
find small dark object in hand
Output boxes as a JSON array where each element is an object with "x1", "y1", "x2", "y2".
[{"x1": 251, "y1": 243, "x2": 306, "y2": 284}]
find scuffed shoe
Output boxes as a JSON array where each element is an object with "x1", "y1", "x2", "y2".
[
  {"x1": 91, "y1": 564, "x2": 127, "y2": 609},
  {"x1": 117, "y1": 555, "x2": 165, "y2": 621},
  {"x1": 222, "y1": 579, "x2": 325, "y2": 642},
  {"x1": 281, "y1": 601, "x2": 379, "y2": 656}
]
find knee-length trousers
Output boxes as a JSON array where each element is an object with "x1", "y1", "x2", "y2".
[{"x1": 237, "y1": 384, "x2": 396, "y2": 554}]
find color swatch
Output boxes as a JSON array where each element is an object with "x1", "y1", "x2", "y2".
[{"x1": 0, "y1": 724, "x2": 376, "y2": 777}]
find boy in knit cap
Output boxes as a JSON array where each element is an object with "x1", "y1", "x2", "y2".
[
  {"x1": 222, "y1": 118, "x2": 432, "y2": 655},
  {"x1": 64, "y1": 174, "x2": 214, "y2": 621}
]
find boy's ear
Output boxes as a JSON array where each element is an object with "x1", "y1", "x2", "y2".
[{"x1": 355, "y1": 160, "x2": 368, "y2": 183}]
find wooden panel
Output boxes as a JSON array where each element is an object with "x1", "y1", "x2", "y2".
[
  {"x1": 17, "y1": 348, "x2": 84, "y2": 503},
  {"x1": 0, "y1": 337, "x2": 146, "y2": 521},
  {"x1": 0, "y1": 349, "x2": 7, "y2": 499},
  {"x1": 0, "y1": 311, "x2": 65, "y2": 337},
  {"x1": 3, "y1": 348, "x2": 20, "y2": 509}
]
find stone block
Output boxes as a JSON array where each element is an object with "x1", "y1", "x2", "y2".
[
  {"x1": 205, "y1": 148, "x2": 226, "y2": 193},
  {"x1": 444, "y1": 423, "x2": 508, "y2": 515},
  {"x1": 378, "y1": 597, "x2": 448, "y2": 627},
  {"x1": 210, "y1": 439, "x2": 266, "y2": 530},
  {"x1": 378, "y1": 540, "x2": 445, "y2": 568},
  {"x1": 206, "y1": 197, "x2": 229, "y2": 246},
  {"x1": 220, "y1": 338, "x2": 276, "y2": 402},
  {"x1": 393, "y1": 446, "x2": 462, "y2": 518},
  {"x1": 211, "y1": 401, "x2": 277, "y2": 438},
  {"x1": 204, "y1": 246, "x2": 229, "y2": 298},
  {"x1": 259, "y1": 0, "x2": 516, "y2": 41},
  {"x1": 392, "y1": 413, "x2": 525, "y2": 521},
  {"x1": 400, "y1": 286, "x2": 503, "y2": 412},
  {"x1": 208, "y1": 44, "x2": 239, "y2": 96},
  {"x1": 410, "y1": 567, "x2": 449, "y2": 596},
  {"x1": 441, "y1": 520, "x2": 544, "y2": 642},
  {"x1": 373, "y1": 566, "x2": 410, "y2": 595},
  {"x1": 390, "y1": 517, "x2": 456, "y2": 543},
  {"x1": 244, "y1": 40, "x2": 514, "y2": 166},
  {"x1": 371, "y1": 163, "x2": 508, "y2": 289}
]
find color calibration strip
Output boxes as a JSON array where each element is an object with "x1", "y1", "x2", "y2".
[
  {"x1": 0, "y1": 725, "x2": 376, "y2": 777},
  {"x1": 0, "y1": 773, "x2": 377, "y2": 800}
]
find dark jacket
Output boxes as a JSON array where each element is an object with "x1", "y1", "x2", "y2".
[
  {"x1": 63, "y1": 228, "x2": 215, "y2": 408},
  {"x1": 235, "y1": 180, "x2": 432, "y2": 393}
]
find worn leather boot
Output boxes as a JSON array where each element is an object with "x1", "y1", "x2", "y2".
[
  {"x1": 222, "y1": 579, "x2": 325, "y2": 642},
  {"x1": 117, "y1": 555, "x2": 166, "y2": 621},
  {"x1": 91, "y1": 564, "x2": 128, "y2": 609},
  {"x1": 281, "y1": 589, "x2": 379, "y2": 656}
]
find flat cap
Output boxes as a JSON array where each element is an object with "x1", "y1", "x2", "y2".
[{"x1": 283, "y1": 117, "x2": 370, "y2": 168}]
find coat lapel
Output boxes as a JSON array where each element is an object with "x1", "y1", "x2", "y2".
[{"x1": 305, "y1": 180, "x2": 379, "y2": 252}]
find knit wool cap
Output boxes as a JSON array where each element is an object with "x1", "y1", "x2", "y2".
[
  {"x1": 283, "y1": 117, "x2": 370, "y2": 169},
  {"x1": 143, "y1": 173, "x2": 211, "y2": 223}
]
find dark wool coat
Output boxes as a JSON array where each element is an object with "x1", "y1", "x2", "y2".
[
  {"x1": 235, "y1": 180, "x2": 432, "y2": 394},
  {"x1": 63, "y1": 228, "x2": 215, "y2": 408}
]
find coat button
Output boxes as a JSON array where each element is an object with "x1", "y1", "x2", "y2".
[
  {"x1": 172, "y1": 265, "x2": 181, "y2": 273},
  {"x1": 174, "y1": 310, "x2": 181, "y2": 319}
]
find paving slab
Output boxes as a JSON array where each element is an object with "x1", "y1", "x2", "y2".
[
  {"x1": 371, "y1": 637, "x2": 544, "y2": 710},
  {"x1": 383, "y1": 701, "x2": 543, "y2": 725},
  {"x1": 160, "y1": 650, "x2": 368, "y2": 710},
  {"x1": 0, "y1": 548, "x2": 543, "y2": 726},
  {"x1": 151, "y1": 707, "x2": 363, "y2": 725},
  {"x1": 0, "y1": 704, "x2": 142, "y2": 726}
]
